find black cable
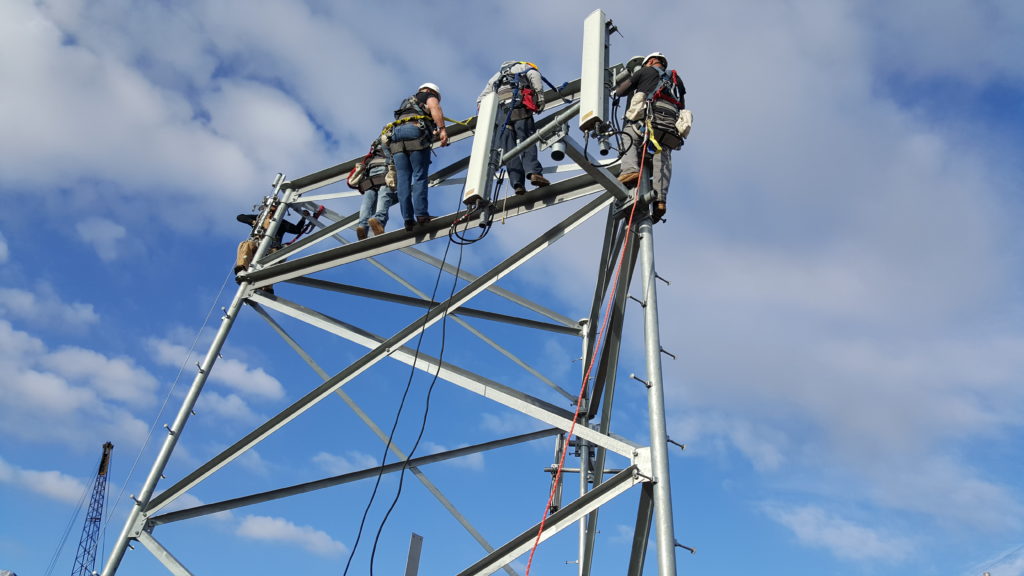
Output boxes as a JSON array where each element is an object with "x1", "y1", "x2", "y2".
[
  {"x1": 344, "y1": 185, "x2": 465, "y2": 576},
  {"x1": 339, "y1": 297, "x2": 436, "y2": 573},
  {"x1": 450, "y1": 106, "x2": 515, "y2": 245},
  {"x1": 368, "y1": 228, "x2": 465, "y2": 576}
]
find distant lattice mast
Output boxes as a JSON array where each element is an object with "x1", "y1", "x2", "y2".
[{"x1": 72, "y1": 442, "x2": 113, "y2": 576}]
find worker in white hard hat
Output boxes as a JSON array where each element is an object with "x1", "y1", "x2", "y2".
[
  {"x1": 477, "y1": 61, "x2": 551, "y2": 195},
  {"x1": 387, "y1": 82, "x2": 449, "y2": 231},
  {"x1": 614, "y1": 52, "x2": 689, "y2": 222}
]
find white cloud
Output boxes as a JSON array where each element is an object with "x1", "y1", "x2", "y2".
[
  {"x1": 147, "y1": 337, "x2": 284, "y2": 400},
  {"x1": 146, "y1": 337, "x2": 194, "y2": 367},
  {"x1": 76, "y1": 216, "x2": 127, "y2": 261},
  {"x1": 199, "y1": 391, "x2": 259, "y2": 423},
  {"x1": 0, "y1": 284, "x2": 99, "y2": 330},
  {"x1": 236, "y1": 449, "x2": 271, "y2": 476},
  {"x1": 862, "y1": 456, "x2": 1023, "y2": 532},
  {"x1": 670, "y1": 413, "x2": 786, "y2": 473},
  {"x1": 212, "y1": 358, "x2": 285, "y2": 400},
  {"x1": 0, "y1": 230, "x2": 8, "y2": 262},
  {"x1": 763, "y1": 504, "x2": 912, "y2": 562},
  {"x1": 420, "y1": 441, "x2": 484, "y2": 471},
  {"x1": 856, "y1": 1, "x2": 1024, "y2": 85},
  {"x1": 0, "y1": 455, "x2": 88, "y2": 504},
  {"x1": 236, "y1": 514, "x2": 346, "y2": 557},
  {"x1": 0, "y1": 320, "x2": 151, "y2": 450},
  {"x1": 312, "y1": 451, "x2": 378, "y2": 476},
  {"x1": 41, "y1": 346, "x2": 159, "y2": 406},
  {"x1": 203, "y1": 79, "x2": 323, "y2": 171},
  {"x1": 607, "y1": 524, "x2": 635, "y2": 545},
  {"x1": 0, "y1": 0, "x2": 345, "y2": 233}
]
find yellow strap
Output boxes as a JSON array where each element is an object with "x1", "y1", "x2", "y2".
[
  {"x1": 444, "y1": 116, "x2": 471, "y2": 127},
  {"x1": 645, "y1": 118, "x2": 663, "y2": 153},
  {"x1": 380, "y1": 115, "x2": 430, "y2": 136}
]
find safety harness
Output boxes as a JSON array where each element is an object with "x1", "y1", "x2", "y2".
[
  {"x1": 347, "y1": 140, "x2": 391, "y2": 192},
  {"x1": 491, "y1": 61, "x2": 541, "y2": 122},
  {"x1": 643, "y1": 68, "x2": 686, "y2": 152},
  {"x1": 379, "y1": 93, "x2": 435, "y2": 154}
]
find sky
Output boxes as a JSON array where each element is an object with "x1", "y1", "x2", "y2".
[{"x1": 2, "y1": 0, "x2": 1024, "y2": 575}]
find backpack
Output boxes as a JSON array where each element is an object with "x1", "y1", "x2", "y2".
[
  {"x1": 393, "y1": 93, "x2": 429, "y2": 121},
  {"x1": 496, "y1": 62, "x2": 540, "y2": 113},
  {"x1": 347, "y1": 140, "x2": 390, "y2": 191}
]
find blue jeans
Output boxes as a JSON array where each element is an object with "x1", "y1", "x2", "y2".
[
  {"x1": 358, "y1": 187, "x2": 397, "y2": 228},
  {"x1": 498, "y1": 114, "x2": 543, "y2": 188},
  {"x1": 391, "y1": 123, "x2": 432, "y2": 221}
]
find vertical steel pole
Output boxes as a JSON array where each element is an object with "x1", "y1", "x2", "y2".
[
  {"x1": 577, "y1": 431, "x2": 590, "y2": 576},
  {"x1": 101, "y1": 182, "x2": 293, "y2": 576},
  {"x1": 577, "y1": 326, "x2": 590, "y2": 576},
  {"x1": 637, "y1": 217, "x2": 677, "y2": 576}
]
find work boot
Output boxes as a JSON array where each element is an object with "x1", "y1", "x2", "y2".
[
  {"x1": 514, "y1": 184, "x2": 527, "y2": 196},
  {"x1": 416, "y1": 215, "x2": 433, "y2": 225},
  {"x1": 404, "y1": 219, "x2": 416, "y2": 232},
  {"x1": 651, "y1": 200, "x2": 667, "y2": 222},
  {"x1": 528, "y1": 173, "x2": 550, "y2": 187},
  {"x1": 368, "y1": 217, "x2": 385, "y2": 236},
  {"x1": 356, "y1": 226, "x2": 368, "y2": 240},
  {"x1": 313, "y1": 205, "x2": 325, "y2": 219},
  {"x1": 617, "y1": 172, "x2": 639, "y2": 188}
]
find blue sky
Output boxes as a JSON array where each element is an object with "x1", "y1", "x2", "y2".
[{"x1": 2, "y1": 0, "x2": 1024, "y2": 575}]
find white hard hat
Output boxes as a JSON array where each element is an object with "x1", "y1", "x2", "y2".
[
  {"x1": 644, "y1": 52, "x2": 668, "y2": 67},
  {"x1": 419, "y1": 82, "x2": 442, "y2": 98}
]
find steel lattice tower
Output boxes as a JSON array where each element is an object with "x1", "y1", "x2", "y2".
[
  {"x1": 102, "y1": 10, "x2": 683, "y2": 576},
  {"x1": 73, "y1": 442, "x2": 113, "y2": 576}
]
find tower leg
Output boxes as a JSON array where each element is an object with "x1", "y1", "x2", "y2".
[
  {"x1": 101, "y1": 184, "x2": 295, "y2": 576},
  {"x1": 637, "y1": 216, "x2": 678, "y2": 576}
]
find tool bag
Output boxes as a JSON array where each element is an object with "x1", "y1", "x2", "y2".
[{"x1": 650, "y1": 99, "x2": 684, "y2": 150}]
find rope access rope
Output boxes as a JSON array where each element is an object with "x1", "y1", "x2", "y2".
[
  {"x1": 107, "y1": 268, "x2": 233, "y2": 531},
  {"x1": 524, "y1": 130, "x2": 651, "y2": 576}
]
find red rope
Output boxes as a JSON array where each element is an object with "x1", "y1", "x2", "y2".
[{"x1": 523, "y1": 134, "x2": 650, "y2": 574}]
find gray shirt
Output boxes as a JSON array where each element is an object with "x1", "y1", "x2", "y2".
[{"x1": 477, "y1": 61, "x2": 545, "y2": 109}]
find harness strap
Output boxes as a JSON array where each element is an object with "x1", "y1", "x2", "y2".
[
  {"x1": 644, "y1": 117, "x2": 664, "y2": 154},
  {"x1": 652, "y1": 93, "x2": 683, "y2": 109},
  {"x1": 381, "y1": 115, "x2": 432, "y2": 136}
]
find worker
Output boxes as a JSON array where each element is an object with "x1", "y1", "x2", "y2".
[
  {"x1": 387, "y1": 82, "x2": 449, "y2": 232},
  {"x1": 234, "y1": 202, "x2": 321, "y2": 278},
  {"x1": 353, "y1": 136, "x2": 396, "y2": 240},
  {"x1": 477, "y1": 61, "x2": 551, "y2": 195},
  {"x1": 614, "y1": 52, "x2": 690, "y2": 222}
]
